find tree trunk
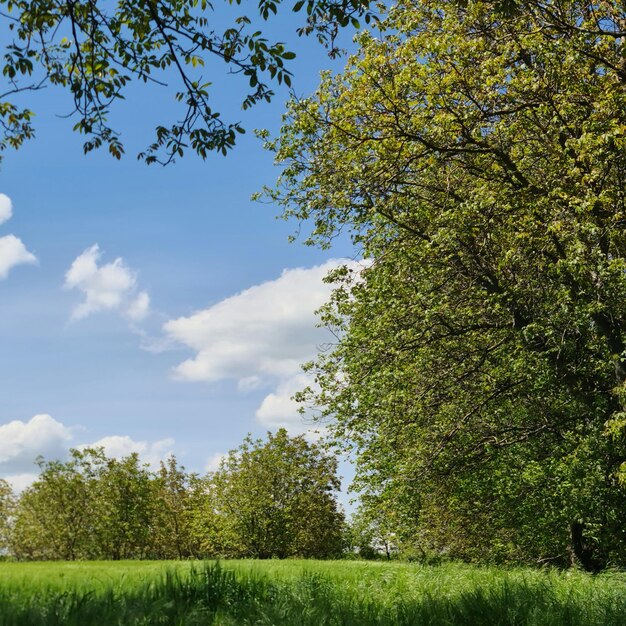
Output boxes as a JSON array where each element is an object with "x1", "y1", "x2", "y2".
[{"x1": 569, "y1": 522, "x2": 606, "y2": 572}]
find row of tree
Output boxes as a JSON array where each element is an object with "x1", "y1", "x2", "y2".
[{"x1": 0, "y1": 429, "x2": 345, "y2": 561}]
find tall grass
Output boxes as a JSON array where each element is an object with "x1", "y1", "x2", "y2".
[{"x1": 0, "y1": 560, "x2": 625, "y2": 625}]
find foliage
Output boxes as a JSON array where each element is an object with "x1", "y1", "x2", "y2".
[
  {"x1": 9, "y1": 449, "x2": 161, "y2": 560},
  {"x1": 84, "y1": 449, "x2": 156, "y2": 560},
  {"x1": 0, "y1": 0, "x2": 378, "y2": 163},
  {"x1": 203, "y1": 428, "x2": 345, "y2": 558},
  {"x1": 266, "y1": 0, "x2": 626, "y2": 568},
  {"x1": 150, "y1": 456, "x2": 202, "y2": 559},
  {"x1": 347, "y1": 499, "x2": 403, "y2": 559},
  {"x1": 10, "y1": 454, "x2": 94, "y2": 560},
  {"x1": 0, "y1": 480, "x2": 14, "y2": 555},
  {"x1": 6, "y1": 430, "x2": 344, "y2": 561}
]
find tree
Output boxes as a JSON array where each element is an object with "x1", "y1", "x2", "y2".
[
  {"x1": 347, "y1": 499, "x2": 402, "y2": 560},
  {"x1": 266, "y1": 0, "x2": 626, "y2": 568},
  {"x1": 151, "y1": 456, "x2": 200, "y2": 559},
  {"x1": 10, "y1": 448, "x2": 157, "y2": 560},
  {"x1": 0, "y1": 479, "x2": 14, "y2": 556},
  {"x1": 10, "y1": 454, "x2": 94, "y2": 560},
  {"x1": 203, "y1": 428, "x2": 344, "y2": 558},
  {"x1": 0, "y1": 0, "x2": 377, "y2": 164},
  {"x1": 86, "y1": 449, "x2": 155, "y2": 560}
]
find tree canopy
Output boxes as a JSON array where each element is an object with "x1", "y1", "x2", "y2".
[
  {"x1": 0, "y1": 0, "x2": 376, "y2": 163},
  {"x1": 0, "y1": 479, "x2": 14, "y2": 555},
  {"x1": 267, "y1": 0, "x2": 626, "y2": 568},
  {"x1": 4, "y1": 430, "x2": 344, "y2": 561},
  {"x1": 201, "y1": 428, "x2": 344, "y2": 558}
]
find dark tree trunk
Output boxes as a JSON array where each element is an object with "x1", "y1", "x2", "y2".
[{"x1": 569, "y1": 522, "x2": 606, "y2": 572}]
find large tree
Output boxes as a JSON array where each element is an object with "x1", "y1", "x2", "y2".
[
  {"x1": 267, "y1": 0, "x2": 626, "y2": 568},
  {"x1": 0, "y1": 0, "x2": 376, "y2": 164}
]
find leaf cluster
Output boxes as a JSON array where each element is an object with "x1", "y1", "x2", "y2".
[{"x1": 0, "y1": 0, "x2": 378, "y2": 163}]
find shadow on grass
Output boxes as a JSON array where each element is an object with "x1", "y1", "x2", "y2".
[{"x1": 0, "y1": 562, "x2": 624, "y2": 626}]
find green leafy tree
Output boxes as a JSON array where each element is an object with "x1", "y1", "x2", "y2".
[
  {"x1": 348, "y1": 502, "x2": 399, "y2": 560},
  {"x1": 204, "y1": 428, "x2": 344, "y2": 558},
  {"x1": 151, "y1": 456, "x2": 200, "y2": 559},
  {"x1": 0, "y1": 0, "x2": 377, "y2": 164},
  {"x1": 86, "y1": 449, "x2": 155, "y2": 560},
  {"x1": 10, "y1": 448, "x2": 157, "y2": 560},
  {"x1": 266, "y1": 0, "x2": 626, "y2": 569},
  {"x1": 10, "y1": 454, "x2": 94, "y2": 560},
  {"x1": 0, "y1": 479, "x2": 15, "y2": 556}
]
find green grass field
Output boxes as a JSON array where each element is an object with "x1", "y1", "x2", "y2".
[{"x1": 0, "y1": 559, "x2": 625, "y2": 625}]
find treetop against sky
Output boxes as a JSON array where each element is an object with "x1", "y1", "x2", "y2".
[{"x1": 0, "y1": 0, "x2": 366, "y2": 495}]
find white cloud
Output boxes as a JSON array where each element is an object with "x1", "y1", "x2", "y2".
[
  {"x1": 164, "y1": 259, "x2": 363, "y2": 431},
  {"x1": 83, "y1": 435, "x2": 175, "y2": 470},
  {"x1": 0, "y1": 193, "x2": 13, "y2": 225},
  {"x1": 255, "y1": 373, "x2": 311, "y2": 428},
  {"x1": 0, "y1": 414, "x2": 178, "y2": 486},
  {"x1": 64, "y1": 244, "x2": 150, "y2": 321},
  {"x1": 0, "y1": 414, "x2": 73, "y2": 475},
  {"x1": 164, "y1": 259, "x2": 359, "y2": 383},
  {"x1": 4, "y1": 473, "x2": 39, "y2": 493},
  {"x1": 0, "y1": 194, "x2": 37, "y2": 279},
  {"x1": 256, "y1": 374, "x2": 328, "y2": 441},
  {"x1": 0, "y1": 235, "x2": 37, "y2": 279},
  {"x1": 204, "y1": 452, "x2": 228, "y2": 473},
  {"x1": 126, "y1": 291, "x2": 150, "y2": 321},
  {"x1": 238, "y1": 376, "x2": 262, "y2": 392}
]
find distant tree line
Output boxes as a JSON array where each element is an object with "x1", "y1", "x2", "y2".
[{"x1": 0, "y1": 429, "x2": 345, "y2": 561}]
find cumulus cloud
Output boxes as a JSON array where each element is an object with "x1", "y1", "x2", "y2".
[
  {"x1": 82, "y1": 435, "x2": 174, "y2": 470},
  {"x1": 0, "y1": 414, "x2": 73, "y2": 475},
  {"x1": 4, "y1": 473, "x2": 40, "y2": 493},
  {"x1": 164, "y1": 259, "x2": 358, "y2": 383},
  {"x1": 64, "y1": 244, "x2": 150, "y2": 321},
  {"x1": 255, "y1": 373, "x2": 312, "y2": 429},
  {"x1": 165, "y1": 259, "x2": 363, "y2": 430},
  {"x1": 0, "y1": 193, "x2": 37, "y2": 279},
  {"x1": 256, "y1": 374, "x2": 328, "y2": 440},
  {"x1": 0, "y1": 414, "x2": 178, "y2": 487},
  {"x1": 0, "y1": 193, "x2": 13, "y2": 225},
  {"x1": 204, "y1": 452, "x2": 228, "y2": 473},
  {"x1": 0, "y1": 235, "x2": 37, "y2": 279},
  {"x1": 126, "y1": 291, "x2": 150, "y2": 321}
]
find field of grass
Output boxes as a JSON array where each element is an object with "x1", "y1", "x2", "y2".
[{"x1": 1, "y1": 559, "x2": 626, "y2": 625}]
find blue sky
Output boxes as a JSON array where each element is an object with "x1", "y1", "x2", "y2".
[{"x1": 0, "y1": 9, "x2": 360, "y2": 498}]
